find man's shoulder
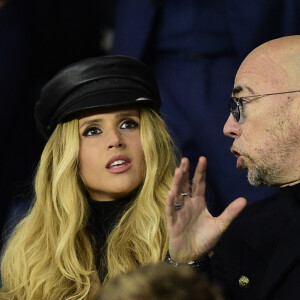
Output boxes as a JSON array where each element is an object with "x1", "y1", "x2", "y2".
[
  {"x1": 235, "y1": 186, "x2": 296, "y2": 223},
  {"x1": 216, "y1": 187, "x2": 296, "y2": 254}
]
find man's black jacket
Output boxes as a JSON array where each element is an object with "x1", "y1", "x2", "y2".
[{"x1": 210, "y1": 184, "x2": 300, "y2": 300}]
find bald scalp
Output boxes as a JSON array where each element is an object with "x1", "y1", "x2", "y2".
[{"x1": 240, "y1": 35, "x2": 300, "y2": 89}]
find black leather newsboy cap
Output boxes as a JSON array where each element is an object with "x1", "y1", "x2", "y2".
[{"x1": 34, "y1": 55, "x2": 161, "y2": 139}]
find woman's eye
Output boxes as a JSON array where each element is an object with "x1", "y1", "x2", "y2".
[
  {"x1": 82, "y1": 127, "x2": 102, "y2": 136},
  {"x1": 120, "y1": 120, "x2": 138, "y2": 129}
]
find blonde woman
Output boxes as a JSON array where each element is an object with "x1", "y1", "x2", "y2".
[{"x1": 0, "y1": 56, "x2": 178, "y2": 300}]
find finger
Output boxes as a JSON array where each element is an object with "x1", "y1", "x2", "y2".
[
  {"x1": 166, "y1": 159, "x2": 190, "y2": 225},
  {"x1": 178, "y1": 158, "x2": 190, "y2": 193},
  {"x1": 217, "y1": 197, "x2": 247, "y2": 232},
  {"x1": 166, "y1": 190, "x2": 177, "y2": 225},
  {"x1": 191, "y1": 156, "x2": 207, "y2": 197},
  {"x1": 179, "y1": 157, "x2": 189, "y2": 172},
  {"x1": 171, "y1": 158, "x2": 190, "y2": 198},
  {"x1": 171, "y1": 168, "x2": 184, "y2": 197}
]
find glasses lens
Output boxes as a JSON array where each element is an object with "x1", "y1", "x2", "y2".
[{"x1": 229, "y1": 97, "x2": 240, "y2": 122}]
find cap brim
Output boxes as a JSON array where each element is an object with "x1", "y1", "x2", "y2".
[{"x1": 57, "y1": 90, "x2": 158, "y2": 123}]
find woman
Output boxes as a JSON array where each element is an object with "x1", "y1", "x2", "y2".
[{"x1": 0, "y1": 55, "x2": 178, "y2": 299}]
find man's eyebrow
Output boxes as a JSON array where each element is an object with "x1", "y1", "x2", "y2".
[{"x1": 232, "y1": 85, "x2": 255, "y2": 96}]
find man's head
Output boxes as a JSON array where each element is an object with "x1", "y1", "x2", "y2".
[{"x1": 224, "y1": 35, "x2": 300, "y2": 187}]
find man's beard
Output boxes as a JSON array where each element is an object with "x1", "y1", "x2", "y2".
[{"x1": 241, "y1": 156, "x2": 282, "y2": 187}]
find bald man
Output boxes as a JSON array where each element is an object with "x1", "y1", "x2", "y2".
[{"x1": 165, "y1": 35, "x2": 300, "y2": 300}]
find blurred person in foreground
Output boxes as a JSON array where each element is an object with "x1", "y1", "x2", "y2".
[{"x1": 94, "y1": 263, "x2": 223, "y2": 300}]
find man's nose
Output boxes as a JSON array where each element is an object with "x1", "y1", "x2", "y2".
[{"x1": 223, "y1": 114, "x2": 242, "y2": 138}]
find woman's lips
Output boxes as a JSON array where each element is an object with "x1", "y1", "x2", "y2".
[{"x1": 106, "y1": 155, "x2": 132, "y2": 174}]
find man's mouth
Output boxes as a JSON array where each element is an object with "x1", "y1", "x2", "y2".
[
  {"x1": 231, "y1": 148, "x2": 241, "y2": 159},
  {"x1": 231, "y1": 147, "x2": 245, "y2": 169}
]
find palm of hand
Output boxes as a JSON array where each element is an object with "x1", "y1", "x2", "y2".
[{"x1": 166, "y1": 157, "x2": 247, "y2": 263}]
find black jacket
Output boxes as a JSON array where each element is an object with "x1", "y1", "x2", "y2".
[{"x1": 210, "y1": 184, "x2": 300, "y2": 300}]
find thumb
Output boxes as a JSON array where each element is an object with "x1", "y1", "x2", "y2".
[{"x1": 217, "y1": 197, "x2": 247, "y2": 232}]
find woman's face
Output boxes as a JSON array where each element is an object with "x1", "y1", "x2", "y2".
[{"x1": 78, "y1": 108, "x2": 145, "y2": 201}]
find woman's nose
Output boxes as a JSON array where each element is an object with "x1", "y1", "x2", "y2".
[{"x1": 107, "y1": 129, "x2": 124, "y2": 149}]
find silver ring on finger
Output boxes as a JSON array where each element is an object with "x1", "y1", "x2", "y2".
[{"x1": 174, "y1": 192, "x2": 188, "y2": 211}]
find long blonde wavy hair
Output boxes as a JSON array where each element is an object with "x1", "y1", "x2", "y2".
[{"x1": 0, "y1": 108, "x2": 178, "y2": 300}]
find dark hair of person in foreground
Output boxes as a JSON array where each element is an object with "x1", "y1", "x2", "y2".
[{"x1": 95, "y1": 263, "x2": 223, "y2": 300}]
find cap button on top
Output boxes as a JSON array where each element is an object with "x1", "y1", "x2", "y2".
[{"x1": 238, "y1": 275, "x2": 250, "y2": 289}]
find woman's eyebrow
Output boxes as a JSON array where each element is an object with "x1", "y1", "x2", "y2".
[
  {"x1": 79, "y1": 118, "x2": 103, "y2": 129},
  {"x1": 79, "y1": 112, "x2": 139, "y2": 129},
  {"x1": 116, "y1": 111, "x2": 139, "y2": 118}
]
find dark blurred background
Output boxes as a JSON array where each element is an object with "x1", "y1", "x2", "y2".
[{"x1": 0, "y1": 0, "x2": 117, "y2": 249}]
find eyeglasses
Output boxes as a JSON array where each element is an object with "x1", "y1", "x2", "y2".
[{"x1": 229, "y1": 90, "x2": 300, "y2": 123}]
